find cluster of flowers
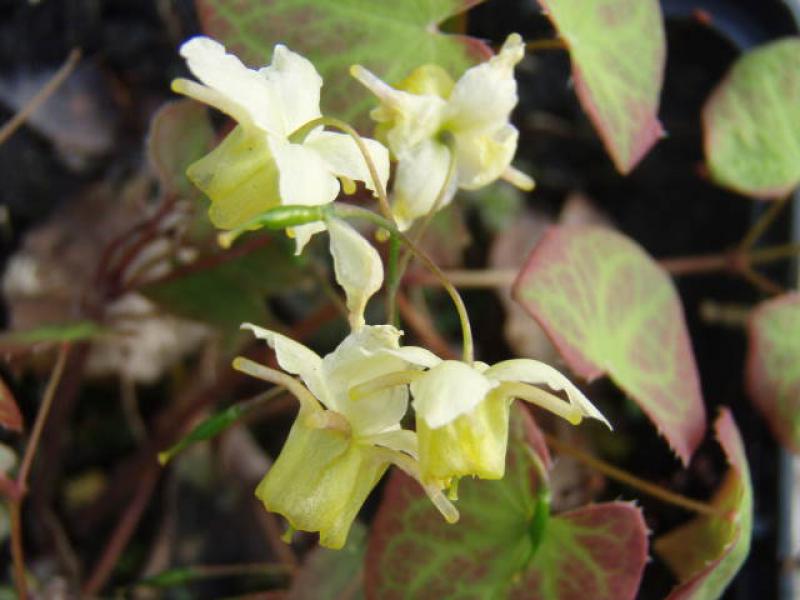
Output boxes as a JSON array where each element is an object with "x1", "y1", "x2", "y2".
[{"x1": 173, "y1": 34, "x2": 609, "y2": 549}]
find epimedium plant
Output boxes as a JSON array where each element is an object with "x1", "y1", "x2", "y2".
[{"x1": 1, "y1": 0, "x2": 799, "y2": 599}]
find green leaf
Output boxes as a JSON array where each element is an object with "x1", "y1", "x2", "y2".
[
  {"x1": 0, "y1": 376, "x2": 22, "y2": 433},
  {"x1": 288, "y1": 522, "x2": 366, "y2": 600},
  {"x1": 147, "y1": 99, "x2": 216, "y2": 196},
  {"x1": 538, "y1": 0, "x2": 666, "y2": 173},
  {"x1": 0, "y1": 320, "x2": 103, "y2": 348},
  {"x1": 513, "y1": 225, "x2": 705, "y2": 464},
  {"x1": 195, "y1": 0, "x2": 492, "y2": 125},
  {"x1": 141, "y1": 239, "x2": 307, "y2": 334},
  {"x1": 654, "y1": 409, "x2": 753, "y2": 599},
  {"x1": 746, "y1": 292, "x2": 800, "y2": 452},
  {"x1": 365, "y1": 406, "x2": 648, "y2": 599},
  {"x1": 703, "y1": 37, "x2": 800, "y2": 198}
]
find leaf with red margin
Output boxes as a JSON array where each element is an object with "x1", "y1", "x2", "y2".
[
  {"x1": 0, "y1": 375, "x2": 22, "y2": 433},
  {"x1": 512, "y1": 225, "x2": 705, "y2": 464},
  {"x1": 365, "y1": 406, "x2": 648, "y2": 600},
  {"x1": 655, "y1": 408, "x2": 753, "y2": 599},
  {"x1": 746, "y1": 292, "x2": 800, "y2": 452},
  {"x1": 537, "y1": 0, "x2": 665, "y2": 173},
  {"x1": 703, "y1": 38, "x2": 800, "y2": 199},
  {"x1": 195, "y1": 0, "x2": 492, "y2": 126}
]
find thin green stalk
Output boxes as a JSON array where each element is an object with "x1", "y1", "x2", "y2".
[
  {"x1": 748, "y1": 242, "x2": 800, "y2": 265},
  {"x1": 386, "y1": 233, "x2": 401, "y2": 325},
  {"x1": 333, "y1": 204, "x2": 474, "y2": 364},
  {"x1": 288, "y1": 116, "x2": 393, "y2": 222}
]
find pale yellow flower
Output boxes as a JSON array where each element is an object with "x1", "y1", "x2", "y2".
[
  {"x1": 237, "y1": 323, "x2": 456, "y2": 549},
  {"x1": 173, "y1": 36, "x2": 389, "y2": 252},
  {"x1": 351, "y1": 34, "x2": 534, "y2": 229}
]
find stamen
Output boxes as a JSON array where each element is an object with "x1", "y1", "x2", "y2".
[
  {"x1": 497, "y1": 382, "x2": 582, "y2": 425},
  {"x1": 348, "y1": 370, "x2": 424, "y2": 401}
]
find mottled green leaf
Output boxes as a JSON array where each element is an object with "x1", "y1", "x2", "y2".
[
  {"x1": 195, "y1": 0, "x2": 491, "y2": 125},
  {"x1": 538, "y1": 0, "x2": 665, "y2": 173},
  {"x1": 147, "y1": 99, "x2": 215, "y2": 196},
  {"x1": 141, "y1": 239, "x2": 306, "y2": 333},
  {"x1": 288, "y1": 522, "x2": 366, "y2": 600},
  {"x1": 365, "y1": 406, "x2": 648, "y2": 599},
  {"x1": 703, "y1": 38, "x2": 800, "y2": 198},
  {"x1": 513, "y1": 225, "x2": 705, "y2": 464},
  {"x1": 655, "y1": 409, "x2": 753, "y2": 599},
  {"x1": 0, "y1": 320, "x2": 103, "y2": 348},
  {"x1": 746, "y1": 292, "x2": 800, "y2": 452}
]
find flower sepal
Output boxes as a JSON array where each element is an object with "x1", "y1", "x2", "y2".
[
  {"x1": 255, "y1": 409, "x2": 389, "y2": 549},
  {"x1": 417, "y1": 389, "x2": 512, "y2": 490}
]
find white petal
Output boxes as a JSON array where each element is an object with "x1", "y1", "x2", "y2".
[
  {"x1": 326, "y1": 218, "x2": 384, "y2": 330},
  {"x1": 484, "y1": 359, "x2": 610, "y2": 427},
  {"x1": 269, "y1": 138, "x2": 340, "y2": 253},
  {"x1": 351, "y1": 65, "x2": 446, "y2": 155},
  {"x1": 323, "y1": 325, "x2": 408, "y2": 435},
  {"x1": 410, "y1": 361, "x2": 497, "y2": 429},
  {"x1": 257, "y1": 44, "x2": 322, "y2": 136},
  {"x1": 381, "y1": 345, "x2": 442, "y2": 369},
  {"x1": 304, "y1": 131, "x2": 390, "y2": 198},
  {"x1": 240, "y1": 323, "x2": 333, "y2": 408},
  {"x1": 444, "y1": 33, "x2": 524, "y2": 133},
  {"x1": 392, "y1": 139, "x2": 455, "y2": 230},
  {"x1": 452, "y1": 124, "x2": 518, "y2": 190},
  {"x1": 178, "y1": 36, "x2": 283, "y2": 134},
  {"x1": 361, "y1": 429, "x2": 419, "y2": 458}
]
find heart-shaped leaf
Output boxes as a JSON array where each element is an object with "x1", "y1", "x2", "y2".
[
  {"x1": 147, "y1": 99, "x2": 215, "y2": 196},
  {"x1": 0, "y1": 376, "x2": 22, "y2": 433},
  {"x1": 655, "y1": 408, "x2": 752, "y2": 599},
  {"x1": 512, "y1": 225, "x2": 705, "y2": 464},
  {"x1": 195, "y1": 0, "x2": 492, "y2": 126},
  {"x1": 746, "y1": 292, "x2": 800, "y2": 452},
  {"x1": 703, "y1": 37, "x2": 800, "y2": 198},
  {"x1": 365, "y1": 406, "x2": 648, "y2": 599},
  {"x1": 538, "y1": 0, "x2": 666, "y2": 173}
]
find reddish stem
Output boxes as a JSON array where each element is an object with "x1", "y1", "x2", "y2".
[{"x1": 82, "y1": 468, "x2": 160, "y2": 595}]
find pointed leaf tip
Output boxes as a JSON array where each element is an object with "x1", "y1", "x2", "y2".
[{"x1": 538, "y1": 0, "x2": 666, "y2": 173}]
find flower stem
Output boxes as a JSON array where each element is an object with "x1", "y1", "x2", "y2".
[
  {"x1": 543, "y1": 433, "x2": 724, "y2": 518},
  {"x1": 386, "y1": 233, "x2": 401, "y2": 325},
  {"x1": 524, "y1": 38, "x2": 567, "y2": 52},
  {"x1": 739, "y1": 194, "x2": 790, "y2": 251},
  {"x1": 288, "y1": 116, "x2": 394, "y2": 222},
  {"x1": 388, "y1": 141, "x2": 458, "y2": 319},
  {"x1": 0, "y1": 48, "x2": 81, "y2": 146},
  {"x1": 333, "y1": 204, "x2": 474, "y2": 364},
  {"x1": 10, "y1": 342, "x2": 71, "y2": 600}
]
